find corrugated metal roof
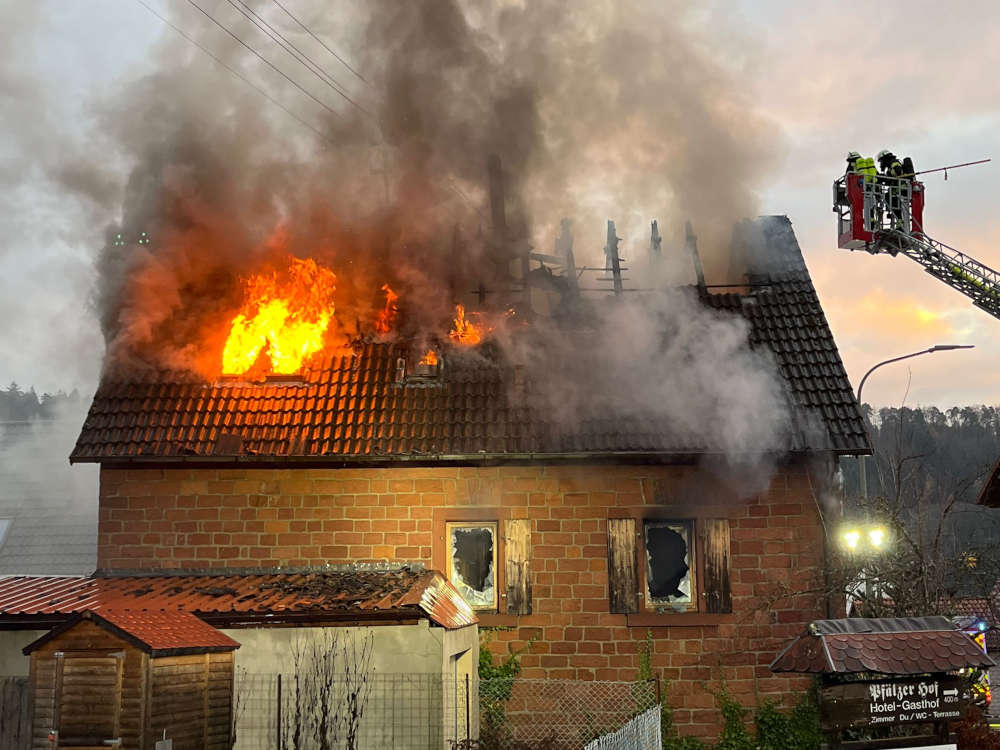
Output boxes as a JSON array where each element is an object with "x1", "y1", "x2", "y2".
[
  {"x1": 0, "y1": 568, "x2": 477, "y2": 630},
  {"x1": 70, "y1": 218, "x2": 868, "y2": 463},
  {"x1": 771, "y1": 617, "x2": 995, "y2": 674},
  {"x1": 24, "y1": 609, "x2": 240, "y2": 656}
]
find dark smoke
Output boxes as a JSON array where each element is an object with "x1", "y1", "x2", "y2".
[{"x1": 17, "y1": 0, "x2": 791, "y2": 463}]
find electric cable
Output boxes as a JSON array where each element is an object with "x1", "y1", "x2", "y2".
[
  {"x1": 131, "y1": 0, "x2": 335, "y2": 143},
  {"x1": 269, "y1": 0, "x2": 368, "y2": 85},
  {"x1": 181, "y1": 0, "x2": 343, "y2": 120},
  {"x1": 223, "y1": 0, "x2": 374, "y2": 117}
]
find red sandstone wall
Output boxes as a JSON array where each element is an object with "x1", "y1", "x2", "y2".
[{"x1": 98, "y1": 463, "x2": 825, "y2": 740}]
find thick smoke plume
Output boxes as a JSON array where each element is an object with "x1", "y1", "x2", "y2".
[{"x1": 21, "y1": 0, "x2": 792, "y2": 463}]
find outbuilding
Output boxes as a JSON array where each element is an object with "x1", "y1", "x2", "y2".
[{"x1": 25, "y1": 608, "x2": 240, "y2": 750}]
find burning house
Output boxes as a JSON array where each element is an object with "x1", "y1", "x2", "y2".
[
  {"x1": 0, "y1": 202, "x2": 868, "y2": 743},
  {"x1": 0, "y1": 2, "x2": 873, "y2": 744}
]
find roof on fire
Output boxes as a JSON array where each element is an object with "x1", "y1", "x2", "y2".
[
  {"x1": 71, "y1": 216, "x2": 869, "y2": 464},
  {"x1": 0, "y1": 567, "x2": 477, "y2": 630},
  {"x1": 770, "y1": 617, "x2": 995, "y2": 674}
]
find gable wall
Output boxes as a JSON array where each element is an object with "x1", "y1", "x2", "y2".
[{"x1": 98, "y1": 462, "x2": 830, "y2": 742}]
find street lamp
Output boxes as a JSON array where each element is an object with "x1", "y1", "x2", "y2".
[{"x1": 856, "y1": 344, "x2": 974, "y2": 499}]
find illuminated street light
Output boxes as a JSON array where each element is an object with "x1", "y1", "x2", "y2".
[
  {"x1": 869, "y1": 527, "x2": 885, "y2": 548},
  {"x1": 843, "y1": 530, "x2": 860, "y2": 550},
  {"x1": 840, "y1": 525, "x2": 888, "y2": 553}
]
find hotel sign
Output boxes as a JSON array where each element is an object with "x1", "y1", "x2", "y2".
[{"x1": 821, "y1": 676, "x2": 973, "y2": 730}]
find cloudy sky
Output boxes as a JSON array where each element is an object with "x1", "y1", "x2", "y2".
[{"x1": 1, "y1": 0, "x2": 998, "y2": 409}]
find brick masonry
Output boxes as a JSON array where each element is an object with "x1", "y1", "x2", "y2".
[{"x1": 98, "y1": 462, "x2": 827, "y2": 740}]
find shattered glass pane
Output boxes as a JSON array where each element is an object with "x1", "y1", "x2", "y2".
[
  {"x1": 449, "y1": 523, "x2": 496, "y2": 610},
  {"x1": 644, "y1": 521, "x2": 692, "y2": 609}
]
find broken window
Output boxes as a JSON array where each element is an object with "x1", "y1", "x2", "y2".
[
  {"x1": 446, "y1": 522, "x2": 498, "y2": 611},
  {"x1": 643, "y1": 520, "x2": 694, "y2": 610}
]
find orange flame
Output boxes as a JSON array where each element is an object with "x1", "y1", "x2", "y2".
[
  {"x1": 419, "y1": 349, "x2": 439, "y2": 366},
  {"x1": 375, "y1": 283, "x2": 399, "y2": 335},
  {"x1": 449, "y1": 304, "x2": 482, "y2": 345},
  {"x1": 221, "y1": 257, "x2": 336, "y2": 375}
]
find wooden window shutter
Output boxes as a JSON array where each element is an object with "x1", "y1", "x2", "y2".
[
  {"x1": 702, "y1": 519, "x2": 732, "y2": 613},
  {"x1": 505, "y1": 518, "x2": 532, "y2": 615},
  {"x1": 607, "y1": 517, "x2": 639, "y2": 614}
]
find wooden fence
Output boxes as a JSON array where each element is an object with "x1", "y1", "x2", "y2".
[{"x1": 0, "y1": 676, "x2": 31, "y2": 750}]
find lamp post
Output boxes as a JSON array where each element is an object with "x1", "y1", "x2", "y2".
[{"x1": 856, "y1": 344, "x2": 974, "y2": 499}]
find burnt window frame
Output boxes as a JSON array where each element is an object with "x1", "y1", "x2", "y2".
[
  {"x1": 445, "y1": 520, "x2": 500, "y2": 612},
  {"x1": 640, "y1": 518, "x2": 697, "y2": 613}
]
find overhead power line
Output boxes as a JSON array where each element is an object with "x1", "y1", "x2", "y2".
[
  {"x1": 269, "y1": 0, "x2": 369, "y2": 86},
  {"x1": 181, "y1": 0, "x2": 343, "y2": 120},
  {"x1": 131, "y1": 0, "x2": 334, "y2": 143},
  {"x1": 223, "y1": 0, "x2": 373, "y2": 117}
]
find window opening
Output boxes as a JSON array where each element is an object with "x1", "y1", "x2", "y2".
[
  {"x1": 446, "y1": 522, "x2": 497, "y2": 611},
  {"x1": 643, "y1": 520, "x2": 694, "y2": 611}
]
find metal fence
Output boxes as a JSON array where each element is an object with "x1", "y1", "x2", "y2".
[
  {"x1": 583, "y1": 707, "x2": 661, "y2": 750},
  {"x1": 233, "y1": 674, "x2": 657, "y2": 750},
  {"x1": 481, "y1": 678, "x2": 658, "y2": 750}
]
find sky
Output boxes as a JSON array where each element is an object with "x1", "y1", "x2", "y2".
[{"x1": 1, "y1": 0, "x2": 998, "y2": 410}]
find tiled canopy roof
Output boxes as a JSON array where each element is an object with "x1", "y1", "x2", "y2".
[
  {"x1": 71, "y1": 216, "x2": 868, "y2": 463},
  {"x1": 0, "y1": 567, "x2": 477, "y2": 630},
  {"x1": 24, "y1": 609, "x2": 240, "y2": 656},
  {"x1": 770, "y1": 617, "x2": 995, "y2": 674}
]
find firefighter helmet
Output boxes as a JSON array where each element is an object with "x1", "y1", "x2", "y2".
[
  {"x1": 846, "y1": 151, "x2": 861, "y2": 161},
  {"x1": 877, "y1": 149, "x2": 892, "y2": 161}
]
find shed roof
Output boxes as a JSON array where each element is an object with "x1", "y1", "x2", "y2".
[
  {"x1": 24, "y1": 609, "x2": 240, "y2": 657},
  {"x1": 770, "y1": 617, "x2": 995, "y2": 674},
  {"x1": 0, "y1": 567, "x2": 475, "y2": 630},
  {"x1": 70, "y1": 217, "x2": 868, "y2": 464}
]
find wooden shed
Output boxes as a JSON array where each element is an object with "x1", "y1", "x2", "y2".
[{"x1": 24, "y1": 608, "x2": 240, "y2": 750}]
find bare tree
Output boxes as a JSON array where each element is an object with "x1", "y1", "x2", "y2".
[
  {"x1": 282, "y1": 629, "x2": 375, "y2": 750},
  {"x1": 230, "y1": 665, "x2": 250, "y2": 750},
  {"x1": 833, "y1": 393, "x2": 1000, "y2": 618}
]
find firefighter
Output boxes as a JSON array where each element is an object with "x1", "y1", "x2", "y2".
[
  {"x1": 877, "y1": 149, "x2": 905, "y2": 229},
  {"x1": 877, "y1": 149, "x2": 904, "y2": 178},
  {"x1": 843, "y1": 152, "x2": 877, "y2": 227},
  {"x1": 836, "y1": 152, "x2": 862, "y2": 206}
]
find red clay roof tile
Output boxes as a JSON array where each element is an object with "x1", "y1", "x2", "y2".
[{"x1": 70, "y1": 218, "x2": 868, "y2": 463}]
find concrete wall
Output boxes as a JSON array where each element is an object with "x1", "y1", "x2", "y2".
[
  {"x1": 0, "y1": 630, "x2": 44, "y2": 676},
  {"x1": 221, "y1": 620, "x2": 454, "y2": 675},
  {"x1": 220, "y1": 622, "x2": 478, "y2": 750}
]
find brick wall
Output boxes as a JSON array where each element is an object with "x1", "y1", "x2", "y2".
[{"x1": 98, "y1": 462, "x2": 827, "y2": 740}]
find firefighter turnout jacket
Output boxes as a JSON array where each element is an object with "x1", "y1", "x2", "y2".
[{"x1": 855, "y1": 157, "x2": 877, "y2": 182}]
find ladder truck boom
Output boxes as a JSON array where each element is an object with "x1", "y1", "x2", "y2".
[{"x1": 833, "y1": 171, "x2": 1000, "y2": 321}]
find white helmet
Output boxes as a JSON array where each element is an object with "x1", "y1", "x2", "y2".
[
  {"x1": 846, "y1": 151, "x2": 861, "y2": 161},
  {"x1": 876, "y1": 149, "x2": 891, "y2": 160}
]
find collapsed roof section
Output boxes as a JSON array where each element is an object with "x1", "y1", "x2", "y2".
[{"x1": 71, "y1": 216, "x2": 868, "y2": 464}]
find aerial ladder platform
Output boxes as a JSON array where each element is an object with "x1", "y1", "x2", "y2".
[{"x1": 833, "y1": 167, "x2": 1000, "y2": 320}]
